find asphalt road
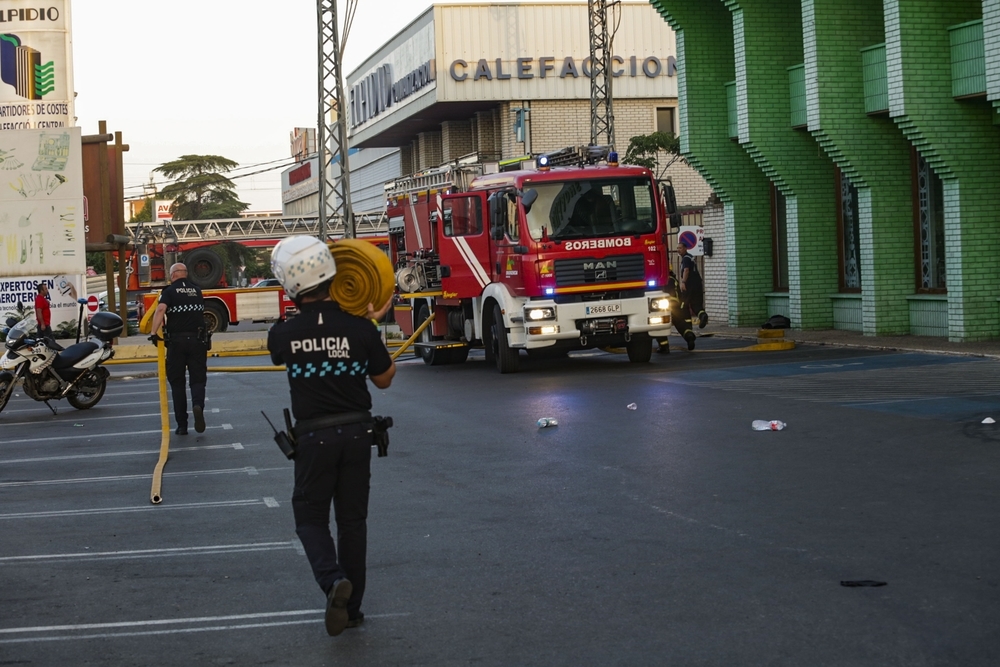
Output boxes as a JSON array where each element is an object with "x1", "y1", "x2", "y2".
[{"x1": 1, "y1": 340, "x2": 998, "y2": 666}]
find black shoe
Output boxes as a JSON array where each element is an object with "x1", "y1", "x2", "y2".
[
  {"x1": 698, "y1": 311, "x2": 708, "y2": 329},
  {"x1": 684, "y1": 331, "x2": 696, "y2": 351},
  {"x1": 656, "y1": 340, "x2": 670, "y2": 354},
  {"x1": 193, "y1": 406, "x2": 206, "y2": 433},
  {"x1": 346, "y1": 613, "x2": 365, "y2": 629},
  {"x1": 325, "y1": 579, "x2": 352, "y2": 637},
  {"x1": 175, "y1": 425, "x2": 188, "y2": 435}
]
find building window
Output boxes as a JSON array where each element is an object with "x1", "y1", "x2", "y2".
[
  {"x1": 771, "y1": 183, "x2": 789, "y2": 291},
  {"x1": 835, "y1": 168, "x2": 862, "y2": 292},
  {"x1": 656, "y1": 107, "x2": 676, "y2": 135},
  {"x1": 912, "y1": 149, "x2": 946, "y2": 292}
]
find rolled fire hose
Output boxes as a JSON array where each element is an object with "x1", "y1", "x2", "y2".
[{"x1": 328, "y1": 239, "x2": 395, "y2": 317}]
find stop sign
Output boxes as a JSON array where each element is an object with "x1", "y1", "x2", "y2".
[{"x1": 87, "y1": 295, "x2": 100, "y2": 314}]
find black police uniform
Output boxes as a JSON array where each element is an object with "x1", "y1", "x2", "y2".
[
  {"x1": 159, "y1": 277, "x2": 208, "y2": 430},
  {"x1": 680, "y1": 254, "x2": 706, "y2": 327},
  {"x1": 267, "y1": 300, "x2": 392, "y2": 622}
]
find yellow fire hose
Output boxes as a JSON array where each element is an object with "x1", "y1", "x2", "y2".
[
  {"x1": 391, "y1": 312, "x2": 435, "y2": 361},
  {"x1": 328, "y1": 239, "x2": 395, "y2": 317},
  {"x1": 149, "y1": 338, "x2": 170, "y2": 504}
]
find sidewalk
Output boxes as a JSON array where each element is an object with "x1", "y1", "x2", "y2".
[{"x1": 699, "y1": 322, "x2": 1000, "y2": 359}]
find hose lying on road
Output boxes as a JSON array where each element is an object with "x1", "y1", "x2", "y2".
[{"x1": 328, "y1": 239, "x2": 395, "y2": 317}]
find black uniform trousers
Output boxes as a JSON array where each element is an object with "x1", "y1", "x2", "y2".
[
  {"x1": 165, "y1": 334, "x2": 207, "y2": 427},
  {"x1": 292, "y1": 421, "x2": 373, "y2": 618}
]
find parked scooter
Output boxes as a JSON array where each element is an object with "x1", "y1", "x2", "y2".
[{"x1": 0, "y1": 305, "x2": 123, "y2": 415}]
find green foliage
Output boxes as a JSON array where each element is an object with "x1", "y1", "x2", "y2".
[
  {"x1": 86, "y1": 252, "x2": 106, "y2": 273},
  {"x1": 623, "y1": 132, "x2": 682, "y2": 177},
  {"x1": 154, "y1": 155, "x2": 249, "y2": 221},
  {"x1": 129, "y1": 198, "x2": 153, "y2": 223}
]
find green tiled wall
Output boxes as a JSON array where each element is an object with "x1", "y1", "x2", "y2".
[
  {"x1": 861, "y1": 44, "x2": 889, "y2": 113},
  {"x1": 885, "y1": 0, "x2": 1000, "y2": 342},
  {"x1": 788, "y1": 65, "x2": 807, "y2": 127},
  {"x1": 831, "y1": 294, "x2": 863, "y2": 331},
  {"x1": 907, "y1": 295, "x2": 949, "y2": 336},
  {"x1": 949, "y1": 20, "x2": 986, "y2": 98}
]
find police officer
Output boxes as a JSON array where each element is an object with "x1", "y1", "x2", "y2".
[
  {"x1": 150, "y1": 262, "x2": 209, "y2": 436},
  {"x1": 267, "y1": 236, "x2": 395, "y2": 637}
]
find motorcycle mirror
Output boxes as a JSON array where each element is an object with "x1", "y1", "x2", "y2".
[
  {"x1": 5, "y1": 317, "x2": 16, "y2": 328},
  {"x1": 77, "y1": 297, "x2": 88, "y2": 304}
]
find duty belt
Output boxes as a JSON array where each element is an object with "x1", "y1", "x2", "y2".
[{"x1": 291, "y1": 411, "x2": 372, "y2": 440}]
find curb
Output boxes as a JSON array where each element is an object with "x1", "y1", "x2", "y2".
[{"x1": 108, "y1": 338, "x2": 268, "y2": 363}]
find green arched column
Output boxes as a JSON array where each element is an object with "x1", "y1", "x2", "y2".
[{"x1": 649, "y1": 0, "x2": 772, "y2": 327}]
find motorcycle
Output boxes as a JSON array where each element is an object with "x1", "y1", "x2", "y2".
[{"x1": 0, "y1": 308, "x2": 124, "y2": 415}]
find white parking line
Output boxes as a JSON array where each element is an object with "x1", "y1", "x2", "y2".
[
  {"x1": 0, "y1": 442, "x2": 247, "y2": 465},
  {"x1": 0, "y1": 466, "x2": 262, "y2": 488},
  {"x1": 0, "y1": 498, "x2": 272, "y2": 520},
  {"x1": 0, "y1": 611, "x2": 411, "y2": 644},
  {"x1": 1, "y1": 408, "x2": 223, "y2": 427},
  {"x1": 1, "y1": 424, "x2": 232, "y2": 445},
  {"x1": 0, "y1": 541, "x2": 298, "y2": 564}
]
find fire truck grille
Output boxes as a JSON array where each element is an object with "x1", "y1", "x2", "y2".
[{"x1": 554, "y1": 253, "x2": 645, "y2": 287}]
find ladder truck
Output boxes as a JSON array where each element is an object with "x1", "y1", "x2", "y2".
[{"x1": 387, "y1": 146, "x2": 677, "y2": 373}]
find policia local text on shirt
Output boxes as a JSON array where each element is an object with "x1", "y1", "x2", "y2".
[
  {"x1": 267, "y1": 235, "x2": 395, "y2": 637},
  {"x1": 150, "y1": 262, "x2": 210, "y2": 436}
]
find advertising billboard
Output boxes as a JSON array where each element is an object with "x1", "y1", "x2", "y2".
[
  {"x1": 0, "y1": 126, "x2": 85, "y2": 276},
  {"x1": 0, "y1": 0, "x2": 74, "y2": 130},
  {"x1": 0, "y1": 273, "x2": 84, "y2": 329}
]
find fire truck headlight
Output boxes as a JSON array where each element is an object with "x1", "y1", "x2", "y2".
[
  {"x1": 648, "y1": 316, "x2": 666, "y2": 326},
  {"x1": 526, "y1": 307, "x2": 555, "y2": 321},
  {"x1": 528, "y1": 325, "x2": 560, "y2": 335},
  {"x1": 649, "y1": 297, "x2": 671, "y2": 312}
]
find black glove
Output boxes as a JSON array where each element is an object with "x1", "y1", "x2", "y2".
[{"x1": 149, "y1": 333, "x2": 163, "y2": 346}]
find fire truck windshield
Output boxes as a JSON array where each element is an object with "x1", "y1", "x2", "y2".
[{"x1": 524, "y1": 177, "x2": 656, "y2": 241}]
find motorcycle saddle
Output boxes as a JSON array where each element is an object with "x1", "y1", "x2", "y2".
[{"x1": 54, "y1": 342, "x2": 101, "y2": 370}]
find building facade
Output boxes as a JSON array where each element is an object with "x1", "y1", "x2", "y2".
[{"x1": 648, "y1": 0, "x2": 1000, "y2": 341}]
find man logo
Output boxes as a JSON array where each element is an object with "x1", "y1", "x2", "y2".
[{"x1": 0, "y1": 33, "x2": 55, "y2": 100}]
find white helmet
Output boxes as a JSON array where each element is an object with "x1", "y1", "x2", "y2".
[{"x1": 270, "y1": 235, "x2": 337, "y2": 299}]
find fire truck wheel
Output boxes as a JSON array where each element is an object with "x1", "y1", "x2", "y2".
[
  {"x1": 184, "y1": 248, "x2": 224, "y2": 289},
  {"x1": 203, "y1": 301, "x2": 229, "y2": 333},
  {"x1": 491, "y1": 303, "x2": 520, "y2": 374},
  {"x1": 626, "y1": 334, "x2": 653, "y2": 363},
  {"x1": 414, "y1": 303, "x2": 433, "y2": 359}
]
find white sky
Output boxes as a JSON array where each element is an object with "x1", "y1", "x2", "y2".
[{"x1": 71, "y1": 0, "x2": 583, "y2": 214}]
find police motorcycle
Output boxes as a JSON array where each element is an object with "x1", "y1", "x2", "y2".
[{"x1": 0, "y1": 305, "x2": 123, "y2": 415}]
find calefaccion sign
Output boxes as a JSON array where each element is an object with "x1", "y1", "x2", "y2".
[{"x1": 449, "y1": 55, "x2": 677, "y2": 81}]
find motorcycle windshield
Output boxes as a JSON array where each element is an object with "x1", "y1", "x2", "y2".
[{"x1": 6, "y1": 317, "x2": 36, "y2": 345}]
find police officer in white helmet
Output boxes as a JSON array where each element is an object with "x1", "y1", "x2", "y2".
[{"x1": 267, "y1": 235, "x2": 395, "y2": 636}]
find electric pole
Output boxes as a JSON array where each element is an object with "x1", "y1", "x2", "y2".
[
  {"x1": 317, "y1": 0, "x2": 355, "y2": 240},
  {"x1": 588, "y1": 0, "x2": 615, "y2": 149}
]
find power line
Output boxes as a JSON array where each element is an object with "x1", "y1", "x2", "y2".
[{"x1": 123, "y1": 158, "x2": 298, "y2": 193}]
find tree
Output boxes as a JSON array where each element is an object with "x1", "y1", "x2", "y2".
[
  {"x1": 154, "y1": 155, "x2": 249, "y2": 220},
  {"x1": 622, "y1": 132, "x2": 682, "y2": 179}
]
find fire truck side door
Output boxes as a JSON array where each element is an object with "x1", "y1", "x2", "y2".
[{"x1": 439, "y1": 192, "x2": 492, "y2": 298}]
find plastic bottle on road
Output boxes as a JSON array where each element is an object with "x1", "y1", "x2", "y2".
[
  {"x1": 537, "y1": 417, "x2": 559, "y2": 428},
  {"x1": 752, "y1": 420, "x2": 786, "y2": 431}
]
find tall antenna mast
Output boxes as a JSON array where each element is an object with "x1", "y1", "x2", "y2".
[
  {"x1": 588, "y1": 0, "x2": 615, "y2": 149},
  {"x1": 317, "y1": 0, "x2": 355, "y2": 239}
]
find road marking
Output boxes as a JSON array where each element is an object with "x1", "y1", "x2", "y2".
[
  {"x1": 1, "y1": 424, "x2": 231, "y2": 445},
  {"x1": 0, "y1": 412, "x2": 161, "y2": 426},
  {"x1": 0, "y1": 443, "x2": 248, "y2": 465},
  {"x1": 0, "y1": 499, "x2": 268, "y2": 520},
  {"x1": 0, "y1": 609, "x2": 322, "y2": 634},
  {"x1": 0, "y1": 612, "x2": 411, "y2": 644},
  {"x1": 263, "y1": 497, "x2": 280, "y2": 508},
  {"x1": 0, "y1": 541, "x2": 298, "y2": 564},
  {"x1": 0, "y1": 466, "x2": 261, "y2": 488}
]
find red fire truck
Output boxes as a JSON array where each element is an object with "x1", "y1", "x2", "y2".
[{"x1": 387, "y1": 146, "x2": 676, "y2": 373}]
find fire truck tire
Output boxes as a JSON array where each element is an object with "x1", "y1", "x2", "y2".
[
  {"x1": 184, "y1": 248, "x2": 224, "y2": 289},
  {"x1": 491, "y1": 303, "x2": 519, "y2": 374},
  {"x1": 203, "y1": 301, "x2": 229, "y2": 333},
  {"x1": 414, "y1": 303, "x2": 433, "y2": 358},
  {"x1": 626, "y1": 334, "x2": 653, "y2": 363}
]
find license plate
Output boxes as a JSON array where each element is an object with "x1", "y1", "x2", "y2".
[{"x1": 585, "y1": 303, "x2": 621, "y2": 315}]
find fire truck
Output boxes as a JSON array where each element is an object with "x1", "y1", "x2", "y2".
[
  {"x1": 387, "y1": 146, "x2": 677, "y2": 373},
  {"x1": 129, "y1": 214, "x2": 389, "y2": 332}
]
